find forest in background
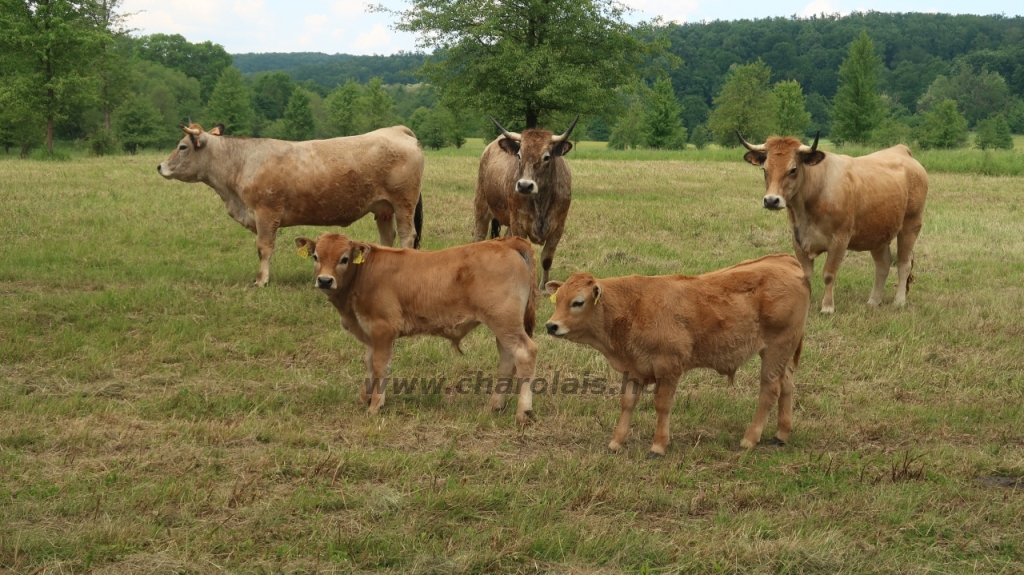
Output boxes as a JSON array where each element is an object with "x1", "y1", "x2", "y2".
[{"x1": 3, "y1": 8, "x2": 1023, "y2": 157}]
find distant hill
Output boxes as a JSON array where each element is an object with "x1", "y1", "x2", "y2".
[{"x1": 232, "y1": 52, "x2": 427, "y2": 87}]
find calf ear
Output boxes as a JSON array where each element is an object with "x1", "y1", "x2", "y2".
[
  {"x1": 497, "y1": 137, "x2": 521, "y2": 155},
  {"x1": 592, "y1": 284, "x2": 603, "y2": 305},
  {"x1": 294, "y1": 237, "x2": 316, "y2": 258},
  {"x1": 209, "y1": 124, "x2": 225, "y2": 136},
  {"x1": 743, "y1": 151, "x2": 767, "y2": 166},
  {"x1": 544, "y1": 281, "x2": 563, "y2": 296},
  {"x1": 552, "y1": 140, "x2": 573, "y2": 157},
  {"x1": 802, "y1": 151, "x2": 825, "y2": 166},
  {"x1": 351, "y1": 243, "x2": 372, "y2": 265}
]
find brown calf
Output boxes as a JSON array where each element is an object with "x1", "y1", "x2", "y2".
[
  {"x1": 473, "y1": 117, "x2": 577, "y2": 287},
  {"x1": 159, "y1": 124, "x2": 424, "y2": 287},
  {"x1": 295, "y1": 233, "x2": 539, "y2": 423},
  {"x1": 544, "y1": 254, "x2": 809, "y2": 457},
  {"x1": 739, "y1": 133, "x2": 928, "y2": 313}
]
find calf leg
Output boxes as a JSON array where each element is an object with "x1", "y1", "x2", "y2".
[
  {"x1": 367, "y1": 333, "x2": 395, "y2": 415},
  {"x1": 649, "y1": 376, "x2": 680, "y2": 457},
  {"x1": 375, "y1": 211, "x2": 398, "y2": 247},
  {"x1": 820, "y1": 242, "x2": 848, "y2": 314},
  {"x1": 509, "y1": 334, "x2": 538, "y2": 424},
  {"x1": 741, "y1": 350, "x2": 787, "y2": 449},
  {"x1": 894, "y1": 220, "x2": 923, "y2": 307},
  {"x1": 774, "y1": 360, "x2": 797, "y2": 445},
  {"x1": 867, "y1": 244, "x2": 893, "y2": 306},
  {"x1": 609, "y1": 377, "x2": 643, "y2": 452},
  {"x1": 488, "y1": 339, "x2": 517, "y2": 412},
  {"x1": 253, "y1": 214, "x2": 281, "y2": 287},
  {"x1": 360, "y1": 347, "x2": 374, "y2": 406}
]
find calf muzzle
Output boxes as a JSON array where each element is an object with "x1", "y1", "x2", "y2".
[
  {"x1": 763, "y1": 195, "x2": 784, "y2": 210},
  {"x1": 316, "y1": 276, "x2": 335, "y2": 289}
]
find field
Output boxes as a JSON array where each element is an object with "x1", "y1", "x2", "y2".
[{"x1": 2, "y1": 144, "x2": 1024, "y2": 574}]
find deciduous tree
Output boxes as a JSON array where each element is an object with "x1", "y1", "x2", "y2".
[
  {"x1": 283, "y1": 88, "x2": 316, "y2": 141},
  {"x1": 915, "y1": 99, "x2": 967, "y2": 149},
  {"x1": 707, "y1": 61, "x2": 774, "y2": 146}
]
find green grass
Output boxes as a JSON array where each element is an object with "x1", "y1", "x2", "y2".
[{"x1": 2, "y1": 149, "x2": 1024, "y2": 573}]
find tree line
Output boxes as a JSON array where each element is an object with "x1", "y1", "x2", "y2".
[{"x1": 1, "y1": 2, "x2": 1021, "y2": 158}]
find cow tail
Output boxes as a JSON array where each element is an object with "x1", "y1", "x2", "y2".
[{"x1": 413, "y1": 194, "x2": 423, "y2": 249}]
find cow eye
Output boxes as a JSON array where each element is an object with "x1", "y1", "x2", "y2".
[
  {"x1": 789, "y1": 167, "x2": 798, "y2": 176},
  {"x1": 571, "y1": 299, "x2": 585, "y2": 308},
  {"x1": 542, "y1": 154, "x2": 550, "y2": 162},
  {"x1": 178, "y1": 144, "x2": 187, "y2": 151}
]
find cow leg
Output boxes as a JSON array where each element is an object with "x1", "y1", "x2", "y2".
[
  {"x1": 649, "y1": 376, "x2": 679, "y2": 457},
  {"x1": 253, "y1": 215, "x2": 280, "y2": 287},
  {"x1": 472, "y1": 193, "x2": 492, "y2": 242},
  {"x1": 539, "y1": 226, "x2": 565, "y2": 288},
  {"x1": 488, "y1": 338, "x2": 517, "y2": 412},
  {"x1": 609, "y1": 377, "x2": 642, "y2": 452},
  {"x1": 867, "y1": 244, "x2": 893, "y2": 306},
  {"x1": 820, "y1": 243, "x2": 847, "y2": 314},
  {"x1": 394, "y1": 203, "x2": 418, "y2": 249},
  {"x1": 894, "y1": 220, "x2": 923, "y2": 307},
  {"x1": 375, "y1": 211, "x2": 398, "y2": 247},
  {"x1": 367, "y1": 333, "x2": 395, "y2": 415},
  {"x1": 741, "y1": 351, "x2": 785, "y2": 449}
]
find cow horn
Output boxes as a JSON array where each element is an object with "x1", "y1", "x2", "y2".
[
  {"x1": 798, "y1": 131, "x2": 821, "y2": 154},
  {"x1": 736, "y1": 131, "x2": 766, "y2": 152},
  {"x1": 553, "y1": 115, "x2": 580, "y2": 142},
  {"x1": 489, "y1": 116, "x2": 521, "y2": 142},
  {"x1": 181, "y1": 125, "x2": 201, "y2": 136}
]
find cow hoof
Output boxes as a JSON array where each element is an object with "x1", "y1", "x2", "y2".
[
  {"x1": 767, "y1": 437, "x2": 787, "y2": 447},
  {"x1": 820, "y1": 306, "x2": 835, "y2": 314},
  {"x1": 646, "y1": 451, "x2": 664, "y2": 460},
  {"x1": 739, "y1": 438, "x2": 756, "y2": 450},
  {"x1": 516, "y1": 410, "x2": 535, "y2": 425},
  {"x1": 608, "y1": 441, "x2": 622, "y2": 452},
  {"x1": 867, "y1": 298, "x2": 882, "y2": 307}
]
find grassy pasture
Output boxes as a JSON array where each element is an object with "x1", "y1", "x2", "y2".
[{"x1": 1, "y1": 147, "x2": 1024, "y2": 574}]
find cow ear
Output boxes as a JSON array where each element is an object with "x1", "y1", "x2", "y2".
[
  {"x1": 552, "y1": 140, "x2": 573, "y2": 157},
  {"x1": 497, "y1": 137, "x2": 521, "y2": 155},
  {"x1": 209, "y1": 124, "x2": 225, "y2": 136},
  {"x1": 744, "y1": 151, "x2": 767, "y2": 166},
  {"x1": 592, "y1": 284, "x2": 603, "y2": 305},
  {"x1": 544, "y1": 281, "x2": 563, "y2": 296},
  {"x1": 294, "y1": 237, "x2": 316, "y2": 259},
  {"x1": 802, "y1": 151, "x2": 825, "y2": 166}
]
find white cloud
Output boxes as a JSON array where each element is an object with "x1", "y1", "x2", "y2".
[
  {"x1": 620, "y1": 0, "x2": 701, "y2": 23},
  {"x1": 351, "y1": 23, "x2": 394, "y2": 52},
  {"x1": 333, "y1": 0, "x2": 369, "y2": 17},
  {"x1": 800, "y1": 0, "x2": 847, "y2": 16}
]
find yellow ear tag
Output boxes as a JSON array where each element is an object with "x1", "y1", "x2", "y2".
[
  {"x1": 353, "y1": 252, "x2": 365, "y2": 265},
  {"x1": 549, "y1": 293, "x2": 557, "y2": 304},
  {"x1": 297, "y1": 245, "x2": 310, "y2": 258}
]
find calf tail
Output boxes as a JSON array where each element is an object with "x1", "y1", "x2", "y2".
[
  {"x1": 413, "y1": 194, "x2": 423, "y2": 249},
  {"x1": 519, "y1": 243, "x2": 538, "y2": 338}
]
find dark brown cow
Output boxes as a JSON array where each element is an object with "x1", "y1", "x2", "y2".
[
  {"x1": 158, "y1": 124, "x2": 424, "y2": 286},
  {"x1": 294, "y1": 233, "x2": 539, "y2": 423},
  {"x1": 473, "y1": 117, "x2": 577, "y2": 287},
  {"x1": 544, "y1": 254, "x2": 809, "y2": 456},
  {"x1": 739, "y1": 132, "x2": 928, "y2": 313}
]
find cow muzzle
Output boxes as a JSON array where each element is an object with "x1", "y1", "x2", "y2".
[
  {"x1": 763, "y1": 195, "x2": 786, "y2": 210},
  {"x1": 545, "y1": 321, "x2": 567, "y2": 337},
  {"x1": 316, "y1": 276, "x2": 336, "y2": 289},
  {"x1": 516, "y1": 179, "x2": 537, "y2": 195}
]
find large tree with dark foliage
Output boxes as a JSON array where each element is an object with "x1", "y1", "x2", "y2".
[
  {"x1": 133, "y1": 33, "x2": 232, "y2": 103},
  {"x1": 380, "y1": 0, "x2": 668, "y2": 129}
]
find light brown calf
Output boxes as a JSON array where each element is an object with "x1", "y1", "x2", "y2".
[
  {"x1": 739, "y1": 133, "x2": 928, "y2": 313},
  {"x1": 159, "y1": 124, "x2": 424, "y2": 287},
  {"x1": 544, "y1": 254, "x2": 809, "y2": 457},
  {"x1": 295, "y1": 233, "x2": 539, "y2": 423}
]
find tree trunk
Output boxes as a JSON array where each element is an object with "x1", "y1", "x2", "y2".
[
  {"x1": 105, "y1": 104, "x2": 111, "y2": 132},
  {"x1": 46, "y1": 116, "x2": 54, "y2": 154},
  {"x1": 526, "y1": 108, "x2": 538, "y2": 129}
]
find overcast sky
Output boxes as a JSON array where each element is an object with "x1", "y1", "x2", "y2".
[{"x1": 120, "y1": 0, "x2": 1024, "y2": 56}]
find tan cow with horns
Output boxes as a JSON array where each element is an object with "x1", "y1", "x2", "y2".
[
  {"x1": 473, "y1": 116, "x2": 577, "y2": 287},
  {"x1": 738, "y1": 132, "x2": 928, "y2": 313},
  {"x1": 544, "y1": 254, "x2": 810, "y2": 457},
  {"x1": 295, "y1": 233, "x2": 539, "y2": 423},
  {"x1": 158, "y1": 124, "x2": 424, "y2": 287}
]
